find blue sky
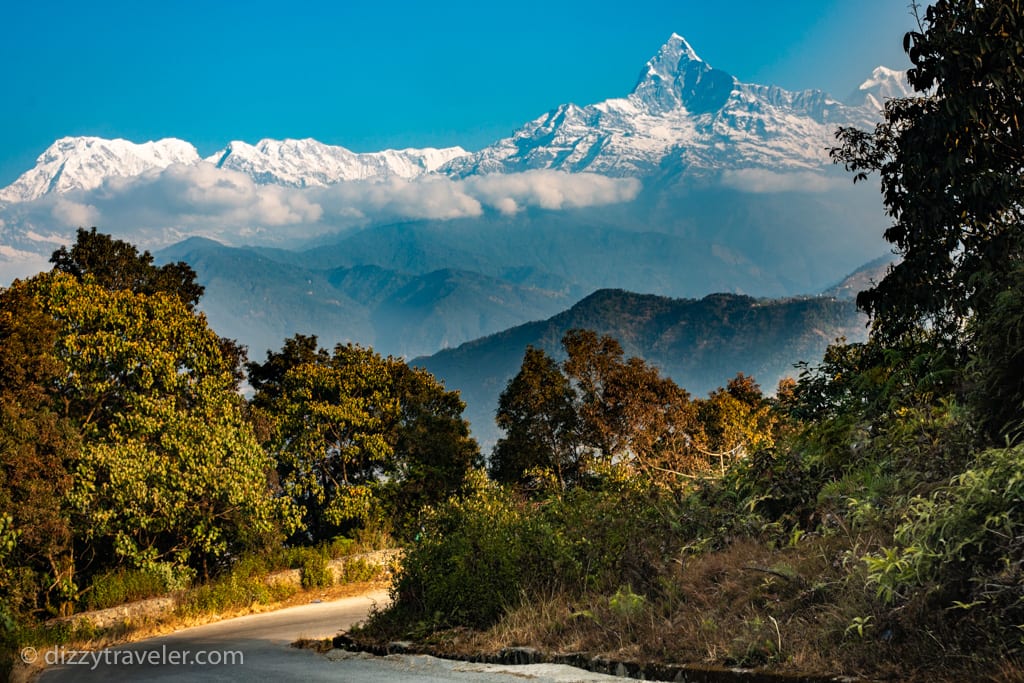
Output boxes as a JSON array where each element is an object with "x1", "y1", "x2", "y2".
[{"x1": 0, "y1": 0, "x2": 916, "y2": 187}]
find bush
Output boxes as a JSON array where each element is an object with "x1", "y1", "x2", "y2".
[
  {"x1": 299, "y1": 551, "x2": 333, "y2": 589},
  {"x1": 339, "y1": 558, "x2": 380, "y2": 583},
  {"x1": 385, "y1": 472, "x2": 677, "y2": 632},
  {"x1": 176, "y1": 572, "x2": 294, "y2": 618},
  {"x1": 84, "y1": 563, "x2": 194, "y2": 611},
  {"x1": 866, "y1": 444, "x2": 1024, "y2": 605}
]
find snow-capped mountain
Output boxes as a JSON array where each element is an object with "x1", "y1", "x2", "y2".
[
  {"x1": 0, "y1": 137, "x2": 200, "y2": 203},
  {"x1": 442, "y1": 34, "x2": 892, "y2": 178},
  {"x1": 0, "y1": 137, "x2": 468, "y2": 204},
  {"x1": 206, "y1": 138, "x2": 469, "y2": 187},
  {"x1": 0, "y1": 34, "x2": 911, "y2": 205},
  {"x1": 847, "y1": 66, "x2": 916, "y2": 111}
]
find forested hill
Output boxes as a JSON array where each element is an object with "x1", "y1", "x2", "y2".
[{"x1": 416, "y1": 289, "x2": 866, "y2": 448}]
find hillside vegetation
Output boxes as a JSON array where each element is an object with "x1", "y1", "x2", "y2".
[{"x1": 0, "y1": 229, "x2": 482, "y2": 676}]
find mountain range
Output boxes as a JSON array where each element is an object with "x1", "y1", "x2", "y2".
[
  {"x1": 0, "y1": 33, "x2": 909, "y2": 445},
  {"x1": 0, "y1": 34, "x2": 910, "y2": 213}
]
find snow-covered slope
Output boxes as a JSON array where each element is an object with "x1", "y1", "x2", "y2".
[
  {"x1": 0, "y1": 137, "x2": 200, "y2": 203},
  {"x1": 206, "y1": 138, "x2": 469, "y2": 187},
  {"x1": 442, "y1": 34, "x2": 889, "y2": 178},
  {"x1": 847, "y1": 66, "x2": 916, "y2": 111},
  {"x1": 0, "y1": 137, "x2": 469, "y2": 203}
]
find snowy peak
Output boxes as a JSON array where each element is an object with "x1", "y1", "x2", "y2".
[
  {"x1": 443, "y1": 33, "x2": 883, "y2": 179},
  {"x1": 0, "y1": 136, "x2": 200, "y2": 203},
  {"x1": 0, "y1": 136, "x2": 470, "y2": 203},
  {"x1": 631, "y1": 34, "x2": 736, "y2": 115},
  {"x1": 207, "y1": 137, "x2": 469, "y2": 187},
  {"x1": 848, "y1": 66, "x2": 915, "y2": 110}
]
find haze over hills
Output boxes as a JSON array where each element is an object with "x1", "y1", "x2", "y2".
[{"x1": 158, "y1": 237, "x2": 575, "y2": 359}]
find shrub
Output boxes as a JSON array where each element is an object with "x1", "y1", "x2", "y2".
[
  {"x1": 339, "y1": 558, "x2": 380, "y2": 583},
  {"x1": 385, "y1": 472, "x2": 678, "y2": 632},
  {"x1": 866, "y1": 444, "x2": 1024, "y2": 606},
  {"x1": 176, "y1": 572, "x2": 294, "y2": 618},
  {"x1": 299, "y1": 551, "x2": 332, "y2": 589},
  {"x1": 84, "y1": 563, "x2": 193, "y2": 611}
]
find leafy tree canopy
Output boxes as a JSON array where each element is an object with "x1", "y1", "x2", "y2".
[
  {"x1": 1, "y1": 272, "x2": 294, "y2": 591},
  {"x1": 248, "y1": 336, "x2": 479, "y2": 541},
  {"x1": 831, "y1": 0, "x2": 1024, "y2": 342},
  {"x1": 50, "y1": 227, "x2": 205, "y2": 311}
]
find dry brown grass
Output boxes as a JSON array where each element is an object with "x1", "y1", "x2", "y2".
[{"x1": 401, "y1": 535, "x2": 967, "y2": 680}]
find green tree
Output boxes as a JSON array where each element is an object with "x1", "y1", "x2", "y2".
[
  {"x1": 249, "y1": 336, "x2": 479, "y2": 541},
  {"x1": 491, "y1": 346, "x2": 580, "y2": 488},
  {"x1": 270, "y1": 343, "x2": 398, "y2": 539},
  {"x1": 384, "y1": 363, "x2": 481, "y2": 536},
  {"x1": 51, "y1": 227, "x2": 205, "y2": 310},
  {"x1": 697, "y1": 374, "x2": 775, "y2": 472},
  {"x1": 0, "y1": 286, "x2": 80, "y2": 615},
  {"x1": 831, "y1": 1, "x2": 1024, "y2": 343},
  {"x1": 50, "y1": 228, "x2": 248, "y2": 388},
  {"x1": 9, "y1": 273, "x2": 294, "y2": 577}
]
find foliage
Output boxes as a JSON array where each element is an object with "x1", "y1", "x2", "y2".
[
  {"x1": 0, "y1": 285, "x2": 80, "y2": 615},
  {"x1": 175, "y1": 572, "x2": 294, "y2": 619},
  {"x1": 21, "y1": 273, "x2": 295, "y2": 571},
  {"x1": 697, "y1": 373, "x2": 777, "y2": 470},
  {"x1": 867, "y1": 445, "x2": 1024, "y2": 604},
  {"x1": 270, "y1": 342, "x2": 398, "y2": 538},
  {"x1": 0, "y1": 260, "x2": 297, "y2": 628},
  {"x1": 383, "y1": 362, "x2": 481, "y2": 537},
  {"x1": 831, "y1": 1, "x2": 1024, "y2": 345},
  {"x1": 51, "y1": 227, "x2": 204, "y2": 311},
  {"x1": 339, "y1": 557, "x2": 380, "y2": 583},
  {"x1": 299, "y1": 551, "x2": 333, "y2": 589},
  {"x1": 387, "y1": 471, "x2": 675, "y2": 632},
  {"x1": 248, "y1": 335, "x2": 480, "y2": 542},
  {"x1": 362, "y1": 4, "x2": 1024, "y2": 677},
  {"x1": 493, "y1": 330, "x2": 720, "y2": 489},
  {"x1": 966, "y1": 264, "x2": 1024, "y2": 440},
  {"x1": 491, "y1": 346, "x2": 580, "y2": 488},
  {"x1": 84, "y1": 564, "x2": 193, "y2": 611},
  {"x1": 50, "y1": 227, "x2": 247, "y2": 387}
]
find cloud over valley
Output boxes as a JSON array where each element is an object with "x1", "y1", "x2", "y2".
[{"x1": 0, "y1": 164, "x2": 643, "y2": 271}]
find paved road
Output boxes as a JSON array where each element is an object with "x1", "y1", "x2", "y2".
[
  {"x1": 36, "y1": 590, "x2": 390, "y2": 682},
  {"x1": 34, "y1": 591, "x2": 632, "y2": 682}
]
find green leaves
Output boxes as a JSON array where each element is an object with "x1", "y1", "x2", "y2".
[
  {"x1": 250, "y1": 337, "x2": 478, "y2": 541},
  {"x1": 266, "y1": 344, "x2": 398, "y2": 536},
  {"x1": 833, "y1": 0, "x2": 1024, "y2": 345},
  {"x1": 3, "y1": 270, "x2": 294, "y2": 578}
]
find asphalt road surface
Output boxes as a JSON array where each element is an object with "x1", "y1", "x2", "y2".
[{"x1": 34, "y1": 590, "x2": 632, "y2": 682}]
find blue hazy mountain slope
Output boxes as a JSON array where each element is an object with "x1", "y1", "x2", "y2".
[
  {"x1": 414, "y1": 289, "x2": 867, "y2": 449},
  {"x1": 155, "y1": 238, "x2": 575, "y2": 358}
]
